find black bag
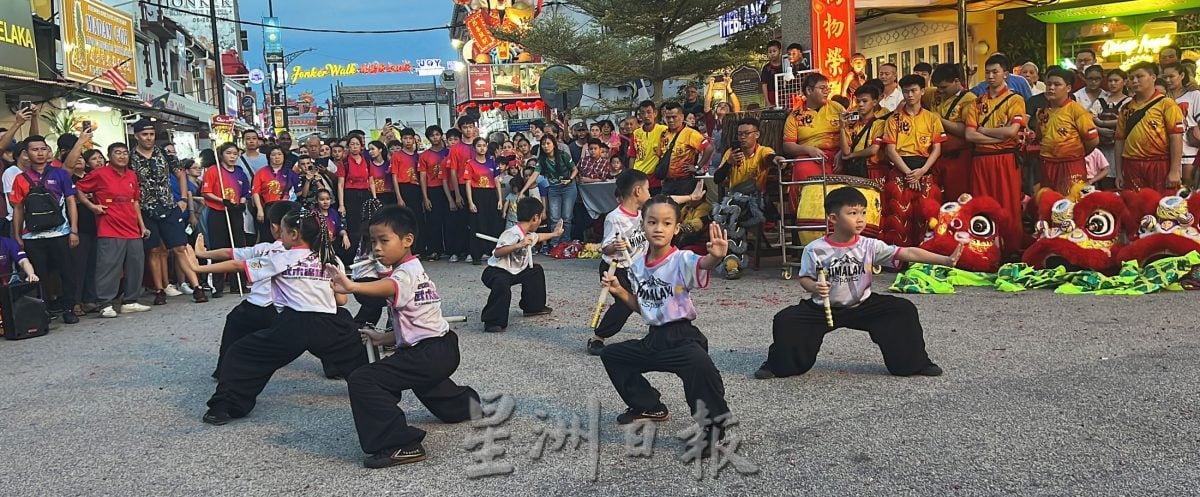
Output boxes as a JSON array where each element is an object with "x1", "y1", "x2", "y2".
[
  {"x1": 1123, "y1": 96, "x2": 1167, "y2": 137},
  {"x1": 654, "y1": 130, "x2": 684, "y2": 180},
  {"x1": 20, "y1": 172, "x2": 65, "y2": 232},
  {"x1": 0, "y1": 280, "x2": 49, "y2": 340}
]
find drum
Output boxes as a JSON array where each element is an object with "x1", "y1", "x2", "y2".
[{"x1": 794, "y1": 175, "x2": 883, "y2": 244}]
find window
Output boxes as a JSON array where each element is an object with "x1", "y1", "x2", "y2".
[
  {"x1": 930, "y1": 45, "x2": 940, "y2": 64},
  {"x1": 945, "y1": 42, "x2": 956, "y2": 64},
  {"x1": 902, "y1": 51, "x2": 912, "y2": 75},
  {"x1": 875, "y1": 56, "x2": 885, "y2": 78},
  {"x1": 888, "y1": 53, "x2": 898, "y2": 64},
  {"x1": 916, "y1": 48, "x2": 925, "y2": 65}
]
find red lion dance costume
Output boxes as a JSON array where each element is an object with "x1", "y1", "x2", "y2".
[
  {"x1": 881, "y1": 172, "x2": 942, "y2": 247},
  {"x1": 1022, "y1": 188, "x2": 1127, "y2": 273},
  {"x1": 1117, "y1": 189, "x2": 1200, "y2": 266},
  {"x1": 916, "y1": 193, "x2": 1009, "y2": 272}
]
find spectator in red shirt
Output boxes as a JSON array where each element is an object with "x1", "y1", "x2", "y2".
[
  {"x1": 445, "y1": 117, "x2": 480, "y2": 262},
  {"x1": 201, "y1": 142, "x2": 251, "y2": 297},
  {"x1": 418, "y1": 125, "x2": 451, "y2": 260},
  {"x1": 391, "y1": 127, "x2": 424, "y2": 253},
  {"x1": 336, "y1": 134, "x2": 376, "y2": 267},
  {"x1": 74, "y1": 138, "x2": 157, "y2": 317},
  {"x1": 251, "y1": 145, "x2": 298, "y2": 243}
]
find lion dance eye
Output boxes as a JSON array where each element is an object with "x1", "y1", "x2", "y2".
[
  {"x1": 968, "y1": 215, "x2": 995, "y2": 238},
  {"x1": 1086, "y1": 211, "x2": 1115, "y2": 238}
]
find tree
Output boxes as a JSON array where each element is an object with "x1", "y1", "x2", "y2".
[{"x1": 496, "y1": 0, "x2": 776, "y2": 114}]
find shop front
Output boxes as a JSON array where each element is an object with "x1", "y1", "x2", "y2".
[
  {"x1": 455, "y1": 62, "x2": 548, "y2": 136},
  {"x1": 1031, "y1": 0, "x2": 1200, "y2": 70}
]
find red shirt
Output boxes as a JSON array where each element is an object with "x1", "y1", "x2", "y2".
[
  {"x1": 338, "y1": 154, "x2": 371, "y2": 190},
  {"x1": 418, "y1": 148, "x2": 449, "y2": 189},
  {"x1": 465, "y1": 157, "x2": 498, "y2": 189},
  {"x1": 390, "y1": 150, "x2": 420, "y2": 185},
  {"x1": 446, "y1": 142, "x2": 475, "y2": 185},
  {"x1": 368, "y1": 159, "x2": 391, "y2": 194},
  {"x1": 73, "y1": 165, "x2": 142, "y2": 239},
  {"x1": 251, "y1": 166, "x2": 294, "y2": 203},
  {"x1": 200, "y1": 165, "x2": 247, "y2": 210}
]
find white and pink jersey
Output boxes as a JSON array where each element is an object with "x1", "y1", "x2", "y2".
[
  {"x1": 243, "y1": 248, "x2": 343, "y2": 314},
  {"x1": 487, "y1": 224, "x2": 534, "y2": 275},
  {"x1": 629, "y1": 247, "x2": 709, "y2": 326},
  {"x1": 231, "y1": 241, "x2": 285, "y2": 308},
  {"x1": 799, "y1": 235, "x2": 901, "y2": 307},
  {"x1": 387, "y1": 256, "x2": 449, "y2": 347},
  {"x1": 601, "y1": 205, "x2": 648, "y2": 268}
]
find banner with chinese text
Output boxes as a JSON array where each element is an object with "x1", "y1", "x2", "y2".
[{"x1": 811, "y1": 0, "x2": 854, "y2": 97}]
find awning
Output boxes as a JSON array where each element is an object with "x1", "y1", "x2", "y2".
[
  {"x1": 1029, "y1": 0, "x2": 1200, "y2": 24},
  {"x1": 0, "y1": 74, "x2": 207, "y2": 131}
]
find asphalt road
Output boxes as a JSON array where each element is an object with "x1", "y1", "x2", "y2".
[{"x1": 1, "y1": 257, "x2": 1197, "y2": 496}]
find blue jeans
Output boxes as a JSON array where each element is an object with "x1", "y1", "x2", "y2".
[{"x1": 546, "y1": 182, "x2": 577, "y2": 246}]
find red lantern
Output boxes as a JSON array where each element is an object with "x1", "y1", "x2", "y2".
[{"x1": 492, "y1": 101, "x2": 501, "y2": 109}]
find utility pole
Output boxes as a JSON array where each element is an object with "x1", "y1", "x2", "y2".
[{"x1": 209, "y1": 0, "x2": 225, "y2": 116}]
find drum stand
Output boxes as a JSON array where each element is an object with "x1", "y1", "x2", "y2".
[{"x1": 775, "y1": 157, "x2": 829, "y2": 280}]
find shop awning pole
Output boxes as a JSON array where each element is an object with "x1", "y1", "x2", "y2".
[{"x1": 958, "y1": 0, "x2": 969, "y2": 81}]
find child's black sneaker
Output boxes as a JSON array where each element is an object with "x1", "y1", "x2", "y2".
[
  {"x1": 916, "y1": 363, "x2": 943, "y2": 376},
  {"x1": 364, "y1": 445, "x2": 427, "y2": 469},
  {"x1": 202, "y1": 409, "x2": 231, "y2": 426},
  {"x1": 484, "y1": 325, "x2": 507, "y2": 333},
  {"x1": 752, "y1": 364, "x2": 776, "y2": 379},
  {"x1": 586, "y1": 339, "x2": 605, "y2": 356},
  {"x1": 616, "y1": 405, "x2": 669, "y2": 424},
  {"x1": 523, "y1": 306, "x2": 553, "y2": 317}
]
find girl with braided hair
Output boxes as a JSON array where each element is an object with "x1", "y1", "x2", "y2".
[
  {"x1": 195, "y1": 206, "x2": 368, "y2": 426},
  {"x1": 351, "y1": 198, "x2": 388, "y2": 328}
]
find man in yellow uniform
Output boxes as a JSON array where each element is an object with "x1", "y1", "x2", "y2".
[
  {"x1": 1036, "y1": 67, "x2": 1100, "y2": 195},
  {"x1": 632, "y1": 99, "x2": 667, "y2": 193},
  {"x1": 840, "y1": 85, "x2": 888, "y2": 180},
  {"x1": 881, "y1": 74, "x2": 947, "y2": 246},
  {"x1": 713, "y1": 117, "x2": 777, "y2": 279},
  {"x1": 1115, "y1": 62, "x2": 1187, "y2": 193},
  {"x1": 932, "y1": 63, "x2": 977, "y2": 201},
  {"x1": 965, "y1": 54, "x2": 1027, "y2": 255},
  {"x1": 654, "y1": 102, "x2": 709, "y2": 196},
  {"x1": 782, "y1": 73, "x2": 845, "y2": 183}
]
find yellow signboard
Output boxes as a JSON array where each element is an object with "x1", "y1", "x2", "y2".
[{"x1": 63, "y1": 0, "x2": 137, "y2": 93}]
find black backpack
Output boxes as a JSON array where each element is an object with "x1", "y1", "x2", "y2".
[{"x1": 21, "y1": 171, "x2": 65, "y2": 233}]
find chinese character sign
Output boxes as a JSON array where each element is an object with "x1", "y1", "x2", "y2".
[{"x1": 811, "y1": 0, "x2": 854, "y2": 97}]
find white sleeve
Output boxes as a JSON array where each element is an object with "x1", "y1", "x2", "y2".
[
  {"x1": 496, "y1": 228, "x2": 524, "y2": 248},
  {"x1": 871, "y1": 238, "x2": 902, "y2": 269},
  {"x1": 798, "y1": 244, "x2": 819, "y2": 280},
  {"x1": 602, "y1": 215, "x2": 618, "y2": 248},
  {"x1": 681, "y1": 251, "x2": 709, "y2": 290},
  {"x1": 389, "y1": 270, "x2": 415, "y2": 308},
  {"x1": 243, "y1": 251, "x2": 295, "y2": 283}
]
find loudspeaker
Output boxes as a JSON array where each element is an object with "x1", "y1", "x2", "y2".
[{"x1": 0, "y1": 281, "x2": 49, "y2": 340}]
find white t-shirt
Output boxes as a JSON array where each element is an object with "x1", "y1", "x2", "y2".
[
  {"x1": 601, "y1": 205, "x2": 647, "y2": 268},
  {"x1": 487, "y1": 224, "x2": 535, "y2": 275},
  {"x1": 387, "y1": 255, "x2": 449, "y2": 347},
  {"x1": 629, "y1": 247, "x2": 709, "y2": 326},
  {"x1": 1172, "y1": 89, "x2": 1200, "y2": 160},
  {"x1": 240, "y1": 153, "x2": 269, "y2": 174},
  {"x1": 232, "y1": 241, "x2": 285, "y2": 308},
  {"x1": 879, "y1": 86, "x2": 903, "y2": 112},
  {"x1": 1073, "y1": 88, "x2": 1110, "y2": 116},
  {"x1": 800, "y1": 235, "x2": 900, "y2": 308},
  {"x1": 3, "y1": 165, "x2": 20, "y2": 221},
  {"x1": 243, "y1": 248, "x2": 342, "y2": 314}
]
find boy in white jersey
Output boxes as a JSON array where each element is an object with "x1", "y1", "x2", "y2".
[
  {"x1": 194, "y1": 201, "x2": 295, "y2": 379},
  {"x1": 195, "y1": 208, "x2": 367, "y2": 426},
  {"x1": 599, "y1": 196, "x2": 732, "y2": 456},
  {"x1": 327, "y1": 206, "x2": 480, "y2": 469},
  {"x1": 590, "y1": 169, "x2": 707, "y2": 355},
  {"x1": 754, "y1": 187, "x2": 962, "y2": 380},
  {"x1": 480, "y1": 197, "x2": 562, "y2": 333}
]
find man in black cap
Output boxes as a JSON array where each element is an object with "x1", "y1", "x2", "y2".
[{"x1": 129, "y1": 118, "x2": 207, "y2": 304}]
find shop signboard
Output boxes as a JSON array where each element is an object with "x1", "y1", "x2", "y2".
[
  {"x1": 0, "y1": 2, "x2": 38, "y2": 78},
  {"x1": 467, "y1": 63, "x2": 546, "y2": 101},
  {"x1": 63, "y1": 0, "x2": 137, "y2": 93},
  {"x1": 720, "y1": 0, "x2": 769, "y2": 38}
]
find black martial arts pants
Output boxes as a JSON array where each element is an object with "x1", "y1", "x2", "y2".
[
  {"x1": 763, "y1": 294, "x2": 934, "y2": 377},
  {"x1": 600, "y1": 320, "x2": 729, "y2": 422},
  {"x1": 480, "y1": 265, "x2": 546, "y2": 328},
  {"x1": 594, "y1": 263, "x2": 634, "y2": 339},
  {"x1": 348, "y1": 332, "x2": 479, "y2": 454},
  {"x1": 212, "y1": 301, "x2": 278, "y2": 379}
]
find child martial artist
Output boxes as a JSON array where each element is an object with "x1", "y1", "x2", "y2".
[
  {"x1": 598, "y1": 196, "x2": 732, "y2": 454},
  {"x1": 327, "y1": 205, "x2": 480, "y2": 469},
  {"x1": 480, "y1": 197, "x2": 562, "y2": 333},
  {"x1": 588, "y1": 169, "x2": 705, "y2": 355},
  {"x1": 754, "y1": 187, "x2": 961, "y2": 380},
  {"x1": 194, "y1": 200, "x2": 295, "y2": 379},
  {"x1": 197, "y1": 208, "x2": 368, "y2": 425}
]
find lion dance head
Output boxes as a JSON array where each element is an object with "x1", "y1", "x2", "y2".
[
  {"x1": 918, "y1": 193, "x2": 1008, "y2": 272},
  {"x1": 1116, "y1": 188, "x2": 1200, "y2": 266},
  {"x1": 1022, "y1": 187, "x2": 1126, "y2": 273}
]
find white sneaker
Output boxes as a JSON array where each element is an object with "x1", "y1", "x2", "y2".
[
  {"x1": 100, "y1": 306, "x2": 118, "y2": 318},
  {"x1": 121, "y1": 302, "x2": 151, "y2": 313},
  {"x1": 465, "y1": 255, "x2": 474, "y2": 263},
  {"x1": 179, "y1": 283, "x2": 195, "y2": 295},
  {"x1": 164, "y1": 285, "x2": 183, "y2": 297},
  {"x1": 449, "y1": 255, "x2": 460, "y2": 263}
]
